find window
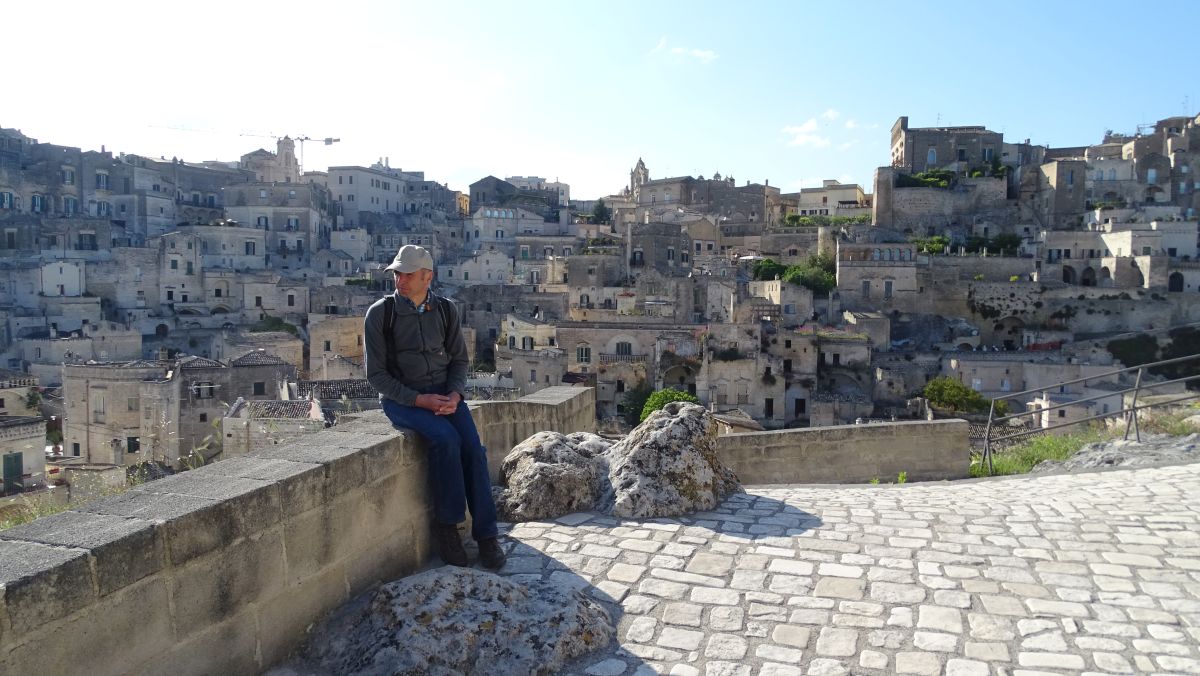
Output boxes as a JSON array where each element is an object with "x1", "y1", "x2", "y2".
[
  {"x1": 765, "y1": 398, "x2": 774, "y2": 418},
  {"x1": 956, "y1": 148, "x2": 967, "y2": 162},
  {"x1": 323, "y1": 340, "x2": 331, "y2": 351},
  {"x1": 170, "y1": 259, "x2": 178, "y2": 270},
  {"x1": 253, "y1": 382, "x2": 266, "y2": 396},
  {"x1": 255, "y1": 296, "x2": 262, "y2": 307},
  {"x1": 194, "y1": 382, "x2": 215, "y2": 399},
  {"x1": 1147, "y1": 169, "x2": 1157, "y2": 184},
  {"x1": 577, "y1": 345, "x2": 591, "y2": 363},
  {"x1": 199, "y1": 413, "x2": 208, "y2": 423},
  {"x1": 95, "y1": 172, "x2": 109, "y2": 190},
  {"x1": 30, "y1": 195, "x2": 44, "y2": 213},
  {"x1": 1058, "y1": 409, "x2": 1066, "y2": 418},
  {"x1": 92, "y1": 392, "x2": 106, "y2": 422},
  {"x1": 62, "y1": 169, "x2": 75, "y2": 185},
  {"x1": 884, "y1": 280, "x2": 893, "y2": 298},
  {"x1": 668, "y1": 247, "x2": 675, "y2": 261},
  {"x1": 861, "y1": 280, "x2": 870, "y2": 298},
  {"x1": 783, "y1": 359, "x2": 792, "y2": 373},
  {"x1": 1142, "y1": 246, "x2": 1151, "y2": 255},
  {"x1": 982, "y1": 148, "x2": 994, "y2": 162},
  {"x1": 245, "y1": 241, "x2": 256, "y2": 255},
  {"x1": 926, "y1": 148, "x2": 937, "y2": 166},
  {"x1": 63, "y1": 196, "x2": 77, "y2": 215},
  {"x1": 186, "y1": 261, "x2": 194, "y2": 275},
  {"x1": 166, "y1": 290, "x2": 174, "y2": 301},
  {"x1": 287, "y1": 294, "x2": 295, "y2": 307},
  {"x1": 529, "y1": 369, "x2": 536, "y2": 383},
  {"x1": 215, "y1": 288, "x2": 223, "y2": 298},
  {"x1": 522, "y1": 336, "x2": 534, "y2": 350},
  {"x1": 616, "y1": 341, "x2": 632, "y2": 356},
  {"x1": 259, "y1": 189, "x2": 268, "y2": 198}
]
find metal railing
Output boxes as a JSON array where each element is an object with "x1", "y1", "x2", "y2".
[{"x1": 981, "y1": 352, "x2": 1200, "y2": 475}]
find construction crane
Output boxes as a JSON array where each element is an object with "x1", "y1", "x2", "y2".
[{"x1": 238, "y1": 132, "x2": 341, "y2": 174}]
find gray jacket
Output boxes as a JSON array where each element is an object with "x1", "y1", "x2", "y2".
[{"x1": 364, "y1": 292, "x2": 469, "y2": 406}]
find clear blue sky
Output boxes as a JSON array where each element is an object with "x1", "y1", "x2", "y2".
[{"x1": 5, "y1": 1, "x2": 1197, "y2": 199}]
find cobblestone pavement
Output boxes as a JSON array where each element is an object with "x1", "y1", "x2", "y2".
[{"x1": 499, "y1": 463, "x2": 1200, "y2": 676}]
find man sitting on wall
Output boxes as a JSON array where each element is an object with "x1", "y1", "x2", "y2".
[{"x1": 364, "y1": 244, "x2": 505, "y2": 570}]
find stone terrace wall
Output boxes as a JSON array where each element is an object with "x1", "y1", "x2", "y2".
[
  {"x1": 715, "y1": 419, "x2": 969, "y2": 485},
  {"x1": 0, "y1": 386, "x2": 595, "y2": 676}
]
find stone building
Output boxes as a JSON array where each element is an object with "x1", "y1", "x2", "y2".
[
  {"x1": 308, "y1": 316, "x2": 364, "y2": 373},
  {"x1": 220, "y1": 398, "x2": 328, "y2": 457},
  {"x1": 836, "y1": 241, "x2": 923, "y2": 311},
  {"x1": 223, "y1": 181, "x2": 335, "y2": 271},
  {"x1": 889, "y1": 117, "x2": 1004, "y2": 175}
]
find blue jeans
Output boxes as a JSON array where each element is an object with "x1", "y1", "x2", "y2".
[{"x1": 381, "y1": 395, "x2": 498, "y2": 541}]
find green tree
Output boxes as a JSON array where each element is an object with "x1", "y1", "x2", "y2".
[
  {"x1": 913, "y1": 235, "x2": 950, "y2": 255},
  {"x1": 781, "y1": 253, "x2": 837, "y2": 296},
  {"x1": 592, "y1": 200, "x2": 611, "y2": 224},
  {"x1": 621, "y1": 380, "x2": 655, "y2": 426},
  {"x1": 990, "y1": 233, "x2": 1022, "y2": 255},
  {"x1": 751, "y1": 258, "x2": 787, "y2": 281},
  {"x1": 922, "y1": 376, "x2": 999, "y2": 414},
  {"x1": 640, "y1": 388, "x2": 700, "y2": 422}
]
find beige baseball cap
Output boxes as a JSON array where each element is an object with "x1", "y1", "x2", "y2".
[{"x1": 384, "y1": 244, "x2": 434, "y2": 273}]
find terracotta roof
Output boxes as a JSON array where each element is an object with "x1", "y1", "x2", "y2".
[
  {"x1": 230, "y1": 351, "x2": 290, "y2": 367},
  {"x1": 242, "y1": 400, "x2": 318, "y2": 419},
  {"x1": 178, "y1": 356, "x2": 226, "y2": 370},
  {"x1": 296, "y1": 379, "x2": 377, "y2": 400}
]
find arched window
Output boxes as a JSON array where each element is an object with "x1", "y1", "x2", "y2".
[
  {"x1": 926, "y1": 148, "x2": 937, "y2": 166},
  {"x1": 872, "y1": 248, "x2": 881, "y2": 261},
  {"x1": 616, "y1": 341, "x2": 632, "y2": 356}
]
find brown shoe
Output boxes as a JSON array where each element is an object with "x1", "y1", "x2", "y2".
[
  {"x1": 433, "y1": 523, "x2": 468, "y2": 567},
  {"x1": 478, "y1": 537, "x2": 506, "y2": 570}
]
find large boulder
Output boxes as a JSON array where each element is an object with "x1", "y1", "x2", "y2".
[
  {"x1": 600, "y1": 401, "x2": 742, "y2": 518},
  {"x1": 492, "y1": 431, "x2": 609, "y2": 521},
  {"x1": 300, "y1": 567, "x2": 614, "y2": 676},
  {"x1": 495, "y1": 402, "x2": 742, "y2": 522}
]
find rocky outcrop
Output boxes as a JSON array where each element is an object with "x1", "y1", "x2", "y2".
[
  {"x1": 299, "y1": 568, "x2": 614, "y2": 676},
  {"x1": 492, "y1": 431, "x2": 609, "y2": 521},
  {"x1": 494, "y1": 402, "x2": 742, "y2": 521},
  {"x1": 1032, "y1": 433, "x2": 1199, "y2": 473}
]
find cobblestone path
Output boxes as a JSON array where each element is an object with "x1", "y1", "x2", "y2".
[{"x1": 500, "y1": 463, "x2": 1200, "y2": 675}]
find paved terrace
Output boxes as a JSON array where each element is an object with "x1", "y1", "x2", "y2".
[{"x1": 500, "y1": 463, "x2": 1200, "y2": 676}]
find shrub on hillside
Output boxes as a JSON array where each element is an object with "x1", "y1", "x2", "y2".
[
  {"x1": 923, "y1": 376, "x2": 1007, "y2": 415},
  {"x1": 640, "y1": 388, "x2": 700, "y2": 422}
]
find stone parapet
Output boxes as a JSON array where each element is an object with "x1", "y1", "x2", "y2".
[
  {"x1": 0, "y1": 386, "x2": 595, "y2": 676},
  {"x1": 714, "y1": 418, "x2": 969, "y2": 485}
]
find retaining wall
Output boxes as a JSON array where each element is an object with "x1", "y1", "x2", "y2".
[
  {"x1": 715, "y1": 418, "x2": 969, "y2": 485},
  {"x1": 0, "y1": 386, "x2": 595, "y2": 676}
]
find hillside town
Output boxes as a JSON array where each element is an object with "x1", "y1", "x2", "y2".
[{"x1": 0, "y1": 111, "x2": 1198, "y2": 496}]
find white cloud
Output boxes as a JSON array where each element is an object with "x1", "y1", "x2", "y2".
[
  {"x1": 653, "y1": 38, "x2": 718, "y2": 64},
  {"x1": 782, "y1": 119, "x2": 830, "y2": 147},
  {"x1": 668, "y1": 46, "x2": 718, "y2": 63},
  {"x1": 844, "y1": 119, "x2": 858, "y2": 129},
  {"x1": 822, "y1": 108, "x2": 840, "y2": 121},
  {"x1": 837, "y1": 140, "x2": 859, "y2": 151}
]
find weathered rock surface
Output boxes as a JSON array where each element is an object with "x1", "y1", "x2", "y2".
[
  {"x1": 494, "y1": 402, "x2": 742, "y2": 521},
  {"x1": 1032, "y1": 433, "x2": 1199, "y2": 473},
  {"x1": 298, "y1": 567, "x2": 614, "y2": 676},
  {"x1": 600, "y1": 401, "x2": 742, "y2": 518},
  {"x1": 492, "y1": 431, "x2": 609, "y2": 521}
]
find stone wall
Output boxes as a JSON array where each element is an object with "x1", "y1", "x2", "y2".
[
  {"x1": 714, "y1": 419, "x2": 969, "y2": 485},
  {"x1": 0, "y1": 386, "x2": 595, "y2": 676}
]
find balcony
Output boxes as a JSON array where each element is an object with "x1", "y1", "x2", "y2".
[{"x1": 599, "y1": 353, "x2": 648, "y2": 364}]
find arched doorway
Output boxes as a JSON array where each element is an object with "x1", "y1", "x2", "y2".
[
  {"x1": 1169, "y1": 272, "x2": 1184, "y2": 292},
  {"x1": 662, "y1": 365, "x2": 697, "y2": 397},
  {"x1": 1062, "y1": 265, "x2": 1077, "y2": 284},
  {"x1": 155, "y1": 323, "x2": 169, "y2": 338},
  {"x1": 1080, "y1": 267, "x2": 1096, "y2": 287},
  {"x1": 1099, "y1": 267, "x2": 1113, "y2": 287}
]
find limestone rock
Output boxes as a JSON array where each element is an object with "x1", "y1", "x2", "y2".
[
  {"x1": 493, "y1": 431, "x2": 610, "y2": 521},
  {"x1": 1032, "y1": 433, "x2": 1199, "y2": 473},
  {"x1": 599, "y1": 402, "x2": 741, "y2": 518},
  {"x1": 496, "y1": 402, "x2": 742, "y2": 522},
  {"x1": 303, "y1": 567, "x2": 614, "y2": 676}
]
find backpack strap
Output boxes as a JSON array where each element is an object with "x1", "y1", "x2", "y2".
[{"x1": 383, "y1": 295, "x2": 396, "y2": 378}]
